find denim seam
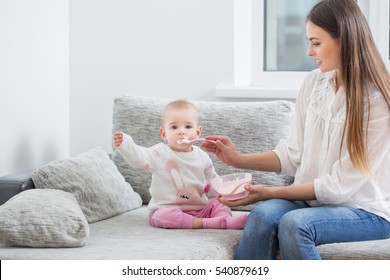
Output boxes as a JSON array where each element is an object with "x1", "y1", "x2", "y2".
[{"x1": 267, "y1": 225, "x2": 278, "y2": 259}]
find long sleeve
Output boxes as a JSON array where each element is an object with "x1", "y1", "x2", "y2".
[
  {"x1": 116, "y1": 133, "x2": 160, "y2": 171},
  {"x1": 273, "y1": 69, "x2": 320, "y2": 176}
]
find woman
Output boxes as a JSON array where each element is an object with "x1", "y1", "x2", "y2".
[{"x1": 202, "y1": 0, "x2": 390, "y2": 259}]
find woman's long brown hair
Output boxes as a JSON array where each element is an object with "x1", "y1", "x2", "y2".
[{"x1": 307, "y1": 0, "x2": 390, "y2": 173}]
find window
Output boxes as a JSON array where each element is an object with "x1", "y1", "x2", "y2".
[
  {"x1": 216, "y1": 0, "x2": 390, "y2": 99},
  {"x1": 264, "y1": 0, "x2": 319, "y2": 72}
]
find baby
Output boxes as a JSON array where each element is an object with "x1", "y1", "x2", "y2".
[{"x1": 113, "y1": 99, "x2": 247, "y2": 229}]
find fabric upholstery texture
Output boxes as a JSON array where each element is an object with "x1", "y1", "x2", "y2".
[
  {"x1": 112, "y1": 95, "x2": 295, "y2": 207},
  {"x1": 0, "y1": 189, "x2": 89, "y2": 248},
  {"x1": 1, "y1": 205, "x2": 389, "y2": 259},
  {"x1": 0, "y1": 206, "x2": 243, "y2": 259},
  {"x1": 32, "y1": 147, "x2": 142, "y2": 223}
]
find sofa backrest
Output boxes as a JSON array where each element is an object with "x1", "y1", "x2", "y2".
[{"x1": 112, "y1": 95, "x2": 295, "y2": 204}]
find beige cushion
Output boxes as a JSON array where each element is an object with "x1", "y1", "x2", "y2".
[
  {"x1": 32, "y1": 147, "x2": 142, "y2": 223},
  {"x1": 0, "y1": 189, "x2": 89, "y2": 248}
]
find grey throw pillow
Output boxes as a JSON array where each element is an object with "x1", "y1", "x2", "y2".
[
  {"x1": 32, "y1": 147, "x2": 142, "y2": 223},
  {"x1": 112, "y1": 95, "x2": 295, "y2": 209},
  {"x1": 0, "y1": 189, "x2": 89, "y2": 248}
]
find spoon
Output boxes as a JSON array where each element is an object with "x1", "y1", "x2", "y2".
[{"x1": 176, "y1": 138, "x2": 216, "y2": 144}]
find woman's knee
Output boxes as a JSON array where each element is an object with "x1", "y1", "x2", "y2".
[
  {"x1": 278, "y1": 210, "x2": 313, "y2": 241},
  {"x1": 247, "y1": 203, "x2": 269, "y2": 224},
  {"x1": 278, "y1": 210, "x2": 321, "y2": 259},
  {"x1": 248, "y1": 199, "x2": 293, "y2": 227}
]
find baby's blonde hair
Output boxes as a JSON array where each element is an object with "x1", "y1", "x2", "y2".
[{"x1": 161, "y1": 100, "x2": 200, "y2": 125}]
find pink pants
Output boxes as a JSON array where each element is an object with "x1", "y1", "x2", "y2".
[{"x1": 149, "y1": 198, "x2": 232, "y2": 229}]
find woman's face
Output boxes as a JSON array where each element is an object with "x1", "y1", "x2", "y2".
[{"x1": 306, "y1": 20, "x2": 340, "y2": 73}]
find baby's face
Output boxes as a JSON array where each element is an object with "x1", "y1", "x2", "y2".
[{"x1": 160, "y1": 107, "x2": 201, "y2": 152}]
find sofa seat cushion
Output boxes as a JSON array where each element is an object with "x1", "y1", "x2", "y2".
[
  {"x1": 317, "y1": 239, "x2": 390, "y2": 260},
  {"x1": 1, "y1": 205, "x2": 389, "y2": 259},
  {"x1": 0, "y1": 206, "x2": 243, "y2": 259}
]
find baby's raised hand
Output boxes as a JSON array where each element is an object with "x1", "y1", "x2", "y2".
[{"x1": 113, "y1": 131, "x2": 124, "y2": 147}]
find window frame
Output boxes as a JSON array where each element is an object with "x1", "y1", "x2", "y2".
[
  {"x1": 216, "y1": 0, "x2": 390, "y2": 99},
  {"x1": 358, "y1": 0, "x2": 390, "y2": 68}
]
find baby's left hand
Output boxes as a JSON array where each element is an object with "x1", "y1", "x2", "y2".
[{"x1": 113, "y1": 131, "x2": 124, "y2": 147}]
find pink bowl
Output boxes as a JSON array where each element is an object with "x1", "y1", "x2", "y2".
[{"x1": 210, "y1": 173, "x2": 252, "y2": 200}]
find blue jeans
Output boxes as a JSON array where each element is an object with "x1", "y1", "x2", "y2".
[{"x1": 235, "y1": 199, "x2": 390, "y2": 260}]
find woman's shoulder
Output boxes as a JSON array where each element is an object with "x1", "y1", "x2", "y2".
[
  {"x1": 367, "y1": 87, "x2": 390, "y2": 115},
  {"x1": 297, "y1": 69, "x2": 323, "y2": 101}
]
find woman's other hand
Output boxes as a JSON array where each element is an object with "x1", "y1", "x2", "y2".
[{"x1": 218, "y1": 184, "x2": 269, "y2": 207}]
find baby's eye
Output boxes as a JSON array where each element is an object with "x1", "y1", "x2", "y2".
[
  {"x1": 185, "y1": 125, "x2": 193, "y2": 129},
  {"x1": 170, "y1": 125, "x2": 178, "y2": 130}
]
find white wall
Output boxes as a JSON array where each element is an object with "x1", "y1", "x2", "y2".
[
  {"x1": 0, "y1": 0, "x2": 69, "y2": 176},
  {"x1": 0, "y1": 0, "x2": 236, "y2": 176},
  {"x1": 69, "y1": 0, "x2": 234, "y2": 155}
]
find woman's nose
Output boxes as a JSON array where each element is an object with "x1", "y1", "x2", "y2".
[{"x1": 307, "y1": 46, "x2": 314, "y2": 57}]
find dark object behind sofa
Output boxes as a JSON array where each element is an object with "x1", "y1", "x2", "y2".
[{"x1": 0, "y1": 170, "x2": 35, "y2": 205}]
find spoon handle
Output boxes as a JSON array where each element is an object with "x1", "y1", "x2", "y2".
[{"x1": 195, "y1": 138, "x2": 216, "y2": 143}]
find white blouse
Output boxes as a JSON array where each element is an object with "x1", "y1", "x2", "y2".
[{"x1": 273, "y1": 69, "x2": 390, "y2": 222}]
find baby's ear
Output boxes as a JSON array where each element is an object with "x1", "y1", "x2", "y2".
[
  {"x1": 197, "y1": 125, "x2": 202, "y2": 136},
  {"x1": 160, "y1": 127, "x2": 166, "y2": 140}
]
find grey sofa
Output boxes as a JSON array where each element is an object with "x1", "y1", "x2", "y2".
[{"x1": 0, "y1": 95, "x2": 389, "y2": 260}]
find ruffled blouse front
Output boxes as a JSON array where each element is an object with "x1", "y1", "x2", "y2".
[{"x1": 273, "y1": 69, "x2": 390, "y2": 221}]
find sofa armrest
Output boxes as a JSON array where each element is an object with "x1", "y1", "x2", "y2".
[{"x1": 0, "y1": 170, "x2": 36, "y2": 206}]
